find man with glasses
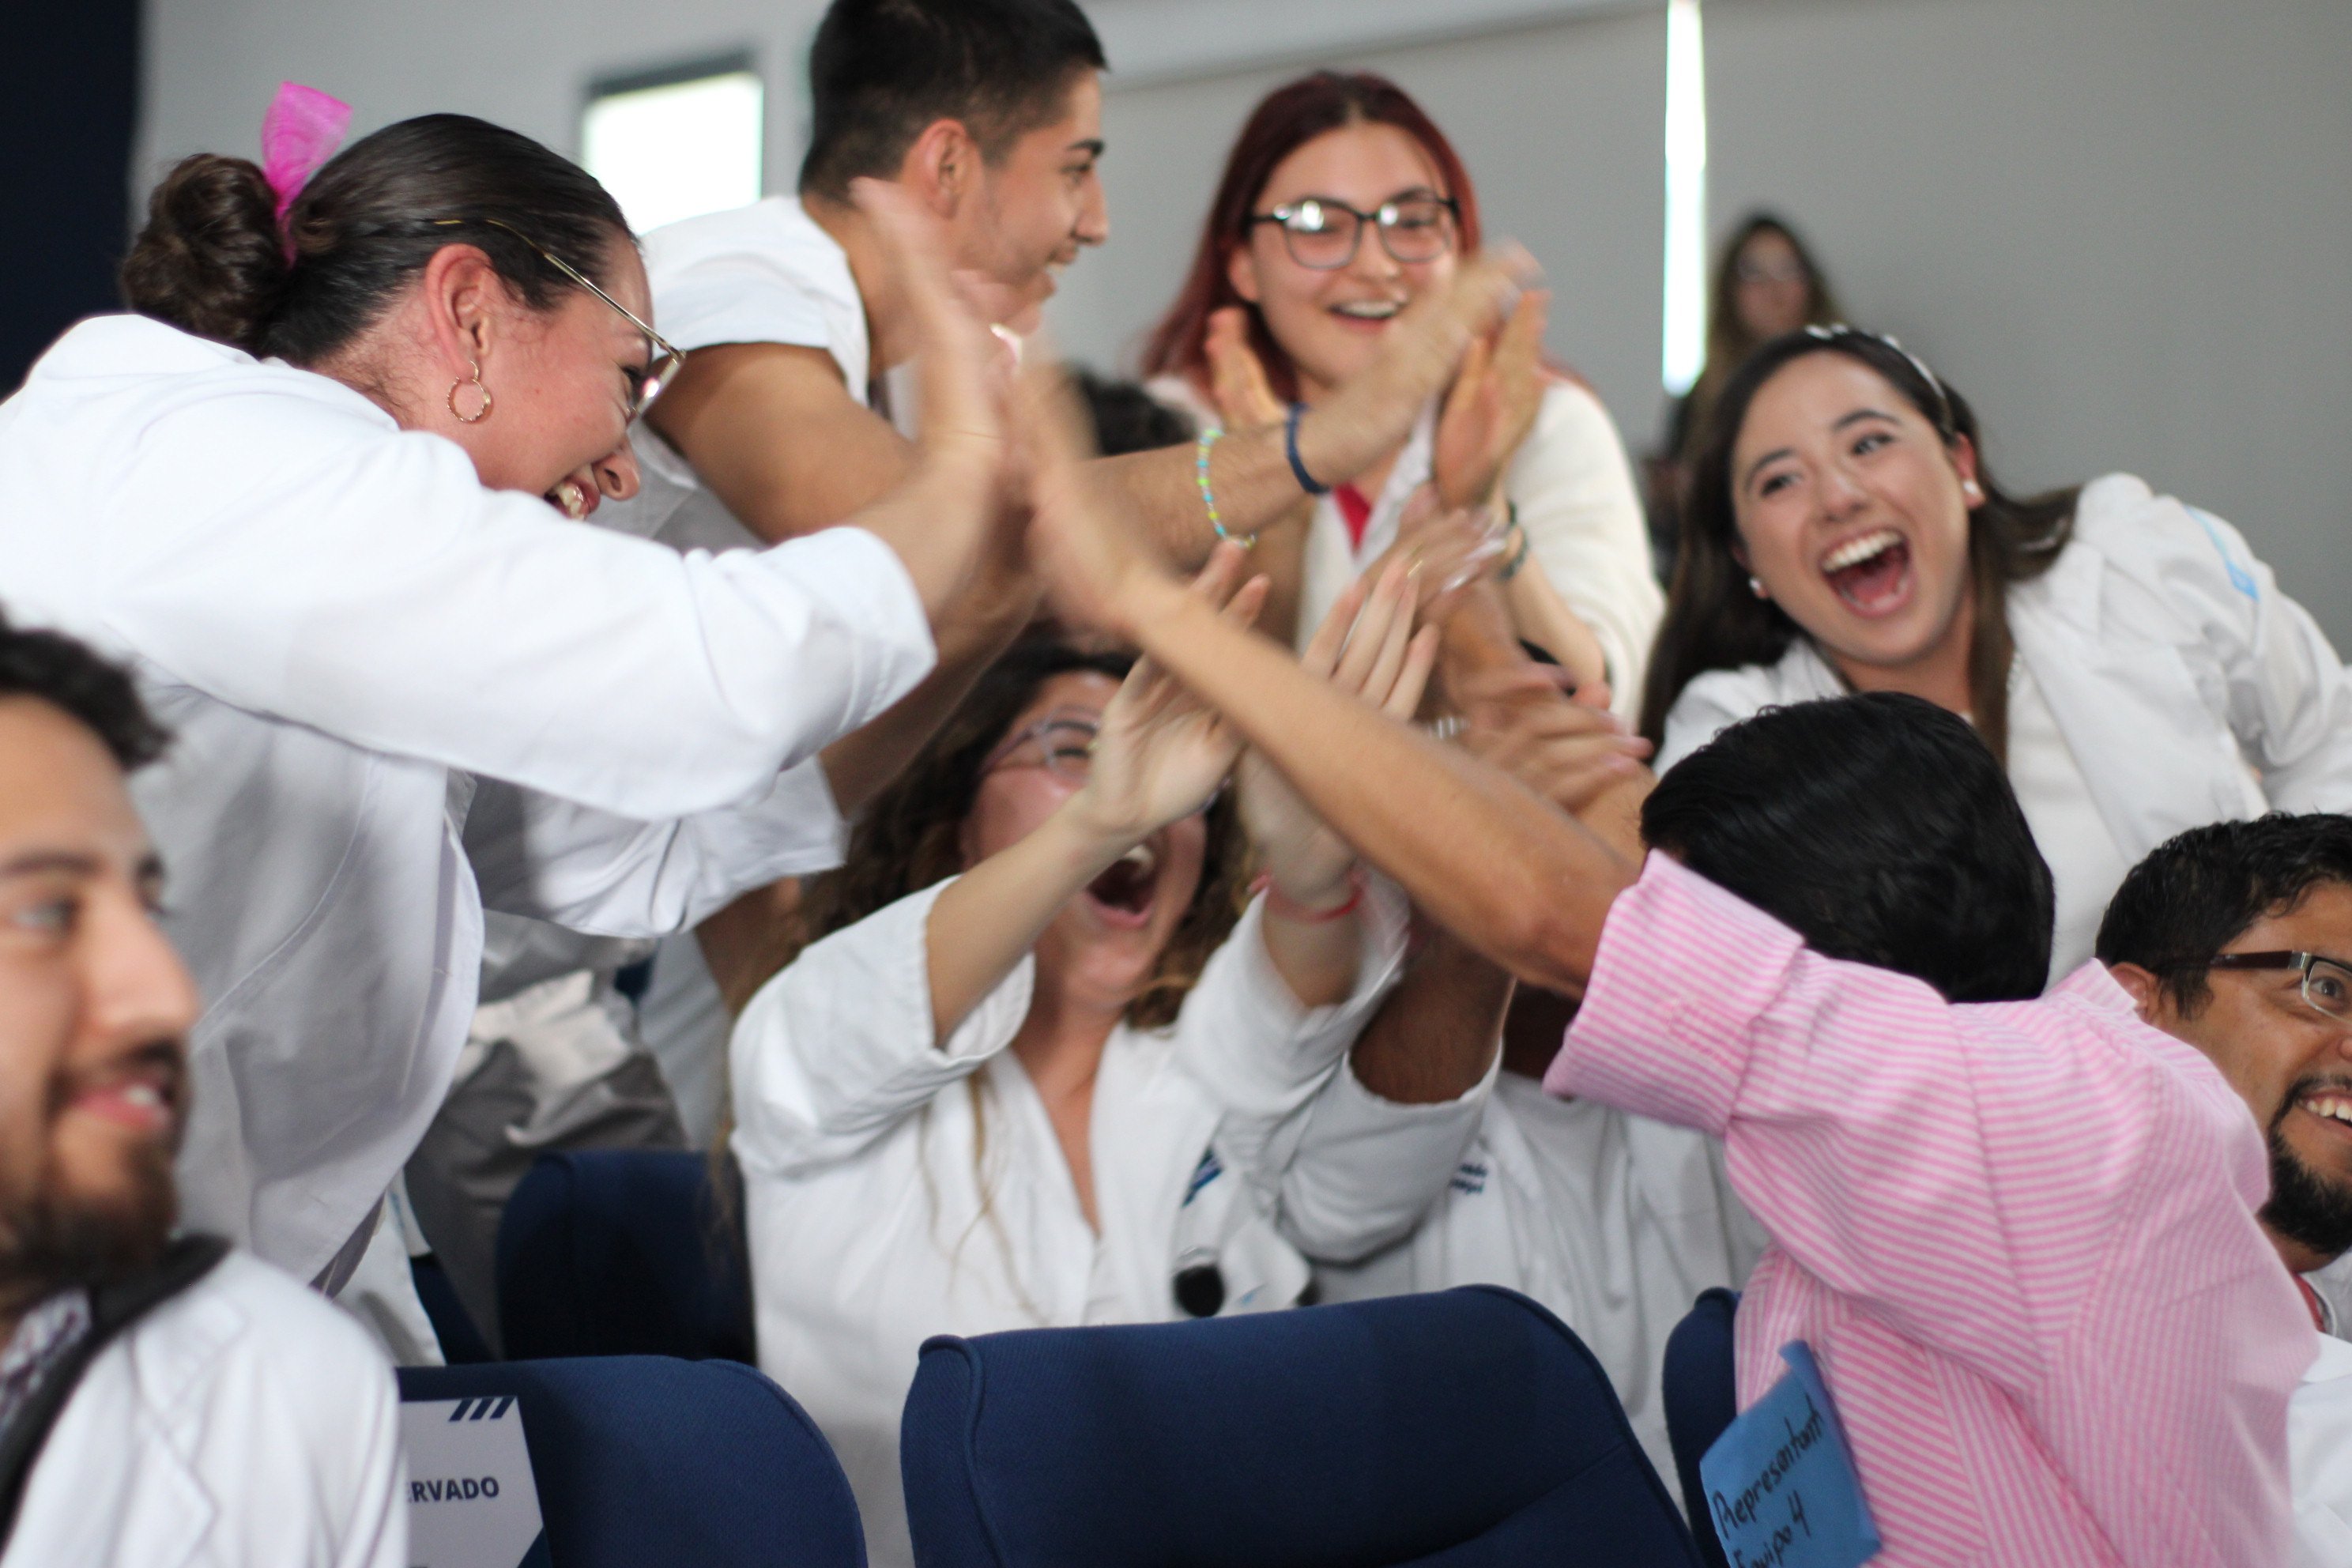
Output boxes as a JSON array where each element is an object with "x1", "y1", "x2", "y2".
[{"x1": 2098, "y1": 814, "x2": 2352, "y2": 1555}]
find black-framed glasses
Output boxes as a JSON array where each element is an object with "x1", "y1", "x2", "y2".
[
  {"x1": 432, "y1": 217, "x2": 686, "y2": 420},
  {"x1": 2158, "y1": 950, "x2": 2352, "y2": 1021},
  {"x1": 1246, "y1": 191, "x2": 1461, "y2": 270}
]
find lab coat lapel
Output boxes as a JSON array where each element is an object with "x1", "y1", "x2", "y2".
[{"x1": 2008, "y1": 535, "x2": 2246, "y2": 862}]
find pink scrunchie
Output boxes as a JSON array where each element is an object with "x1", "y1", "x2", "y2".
[{"x1": 260, "y1": 81, "x2": 352, "y2": 262}]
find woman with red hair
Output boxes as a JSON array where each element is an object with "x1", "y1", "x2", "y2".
[{"x1": 1142, "y1": 70, "x2": 1660, "y2": 714}]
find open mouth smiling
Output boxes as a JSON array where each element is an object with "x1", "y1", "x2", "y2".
[
  {"x1": 1818, "y1": 526, "x2": 1913, "y2": 615},
  {"x1": 1083, "y1": 842, "x2": 1159, "y2": 929}
]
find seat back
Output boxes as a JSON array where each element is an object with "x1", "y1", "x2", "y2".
[
  {"x1": 1661, "y1": 1287, "x2": 1740, "y2": 1568},
  {"x1": 899, "y1": 1285, "x2": 1701, "y2": 1568},
  {"x1": 398, "y1": 1356, "x2": 862, "y2": 1568},
  {"x1": 496, "y1": 1149, "x2": 753, "y2": 1362}
]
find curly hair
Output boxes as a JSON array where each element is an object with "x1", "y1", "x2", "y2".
[{"x1": 800, "y1": 635, "x2": 1250, "y2": 1030}]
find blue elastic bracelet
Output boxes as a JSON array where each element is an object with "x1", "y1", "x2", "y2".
[{"x1": 1284, "y1": 404, "x2": 1330, "y2": 496}]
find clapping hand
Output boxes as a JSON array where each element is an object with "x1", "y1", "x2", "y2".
[
  {"x1": 1071, "y1": 543, "x2": 1268, "y2": 846},
  {"x1": 1432, "y1": 287, "x2": 1551, "y2": 511},
  {"x1": 1238, "y1": 557, "x2": 1440, "y2": 904}
]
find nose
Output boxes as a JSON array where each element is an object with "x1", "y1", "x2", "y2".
[
  {"x1": 1345, "y1": 225, "x2": 1404, "y2": 285},
  {"x1": 1075, "y1": 172, "x2": 1108, "y2": 248},
  {"x1": 596, "y1": 436, "x2": 641, "y2": 502},
  {"x1": 85, "y1": 888, "x2": 200, "y2": 1054},
  {"x1": 1819, "y1": 456, "x2": 1868, "y2": 517}
]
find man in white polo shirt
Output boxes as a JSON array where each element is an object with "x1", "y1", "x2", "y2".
[{"x1": 0, "y1": 616, "x2": 402, "y2": 1568}]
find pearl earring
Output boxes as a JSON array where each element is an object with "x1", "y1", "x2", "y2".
[
  {"x1": 1962, "y1": 479, "x2": 1983, "y2": 501},
  {"x1": 1749, "y1": 575, "x2": 1768, "y2": 599}
]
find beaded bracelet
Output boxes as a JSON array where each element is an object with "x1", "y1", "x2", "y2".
[{"x1": 1194, "y1": 426, "x2": 1256, "y2": 549}]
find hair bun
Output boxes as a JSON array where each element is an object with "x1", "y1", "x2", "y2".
[{"x1": 119, "y1": 153, "x2": 290, "y2": 353}]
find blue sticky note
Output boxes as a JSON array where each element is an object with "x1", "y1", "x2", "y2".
[{"x1": 1697, "y1": 1341, "x2": 1881, "y2": 1567}]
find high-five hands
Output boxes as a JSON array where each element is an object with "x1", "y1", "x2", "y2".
[
  {"x1": 1239, "y1": 558, "x2": 1441, "y2": 906},
  {"x1": 1070, "y1": 545, "x2": 1268, "y2": 845}
]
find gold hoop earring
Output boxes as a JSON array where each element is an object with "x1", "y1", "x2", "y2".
[{"x1": 448, "y1": 360, "x2": 492, "y2": 424}]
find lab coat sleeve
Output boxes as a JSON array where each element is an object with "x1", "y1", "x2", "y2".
[
  {"x1": 2086, "y1": 475, "x2": 2352, "y2": 812},
  {"x1": 729, "y1": 878, "x2": 1035, "y2": 1178},
  {"x1": 1173, "y1": 879, "x2": 1467, "y2": 1263},
  {"x1": 462, "y1": 759, "x2": 846, "y2": 937},
  {"x1": 1548, "y1": 852, "x2": 2267, "y2": 1394},
  {"x1": 1506, "y1": 382, "x2": 1664, "y2": 718},
  {"x1": 95, "y1": 387, "x2": 933, "y2": 818}
]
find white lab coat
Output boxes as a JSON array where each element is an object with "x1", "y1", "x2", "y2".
[
  {"x1": 0, "y1": 315, "x2": 936, "y2": 1284},
  {"x1": 731, "y1": 879, "x2": 1486, "y2": 1568},
  {"x1": 2, "y1": 1250, "x2": 406, "y2": 1568},
  {"x1": 2295, "y1": 1331, "x2": 2352, "y2": 1563},
  {"x1": 1660, "y1": 473, "x2": 2352, "y2": 918},
  {"x1": 1314, "y1": 1072, "x2": 1767, "y2": 1491}
]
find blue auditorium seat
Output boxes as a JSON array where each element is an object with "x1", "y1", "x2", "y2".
[
  {"x1": 899, "y1": 1284, "x2": 1702, "y2": 1567},
  {"x1": 496, "y1": 1149, "x2": 753, "y2": 1362},
  {"x1": 1661, "y1": 1287, "x2": 1741, "y2": 1568},
  {"x1": 398, "y1": 1356, "x2": 862, "y2": 1568}
]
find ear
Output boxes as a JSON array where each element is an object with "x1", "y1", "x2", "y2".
[
  {"x1": 899, "y1": 118, "x2": 980, "y2": 220},
  {"x1": 1948, "y1": 430, "x2": 1984, "y2": 507},
  {"x1": 2107, "y1": 960, "x2": 2164, "y2": 1021},
  {"x1": 1224, "y1": 240, "x2": 1264, "y2": 307},
  {"x1": 416, "y1": 243, "x2": 511, "y2": 375}
]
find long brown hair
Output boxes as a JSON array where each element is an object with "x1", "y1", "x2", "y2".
[
  {"x1": 1675, "y1": 213, "x2": 1841, "y2": 459},
  {"x1": 1140, "y1": 70, "x2": 1480, "y2": 404},
  {"x1": 800, "y1": 635, "x2": 1248, "y2": 1030},
  {"x1": 1641, "y1": 328, "x2": 2078, "y2": 765}
]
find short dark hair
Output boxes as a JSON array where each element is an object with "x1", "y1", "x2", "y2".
[
  {"x1": 0, "y1": 616, "x2": 169, "y2": 771},
  {"x1": 1074, "y1": 370, "x2": 1193, "y2": 458},
  {"x1": 799, "y1": 0, "x2": 1106, "y2": 202},
  {"x1": 1642, "y1": 692, "x2": 2053, "y2": 1002},
  {"x1": 2096, "y1": 815, "x2": 2352, "y2": 1016}
]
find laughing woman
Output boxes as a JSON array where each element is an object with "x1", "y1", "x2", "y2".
[
  {"x1": 1642, "y1": 326, "x2": 2352, "y2": 974},
  {"x1": 1142, "y1": 70, "x2": 1660, "y2": 714},
  {"x1": 727, "y1": 570, "x2": 1481, "y2": 1568}
]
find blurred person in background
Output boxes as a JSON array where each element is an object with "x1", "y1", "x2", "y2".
[{"x1": 1647, "y1": 213, "x2": 1841, "y2": 570}]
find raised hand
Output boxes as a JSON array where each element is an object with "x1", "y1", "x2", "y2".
[
  {"x1": 1291, "y1": 245, "x2": 1540, "y2": 499},
  {"x1": 1204, "y1": 307, "x2": 1287, "y2": 431},
  {"x1": 852, "y1": 177, "x2": 1016, "y2": 473},
  {"x1": 1072, "y1": 545, "x2": 1267, "y2": 844},
  {"x1": 1455, "y1": 662, "x2": 1650, "y2": 817},
  {"x1": 1432, "y1": 287, "x2": 1552, "y2": 510},
  {"x1": 1239, "y1": 557, "x2": 1440, "y2": 904}
]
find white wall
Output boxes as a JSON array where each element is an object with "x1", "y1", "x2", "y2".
[{"x1": 1705, "y1": 0, "x2": 2352, "y2": 643}]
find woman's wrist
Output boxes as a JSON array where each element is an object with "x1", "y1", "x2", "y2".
[{"x1": 1257, "y1": 865, "x2": 1366, "y2": 923}]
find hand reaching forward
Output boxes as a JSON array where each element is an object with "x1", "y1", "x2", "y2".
[
  {"x1": 1239, "y1": 557, "x2": 1440, "y2": 903},
  {"x1": 1456, "y1": 662, "x2": 1651, "y2": 817},
  {"x1": 1069, "y1": 543, "x2": 1268, "y2": 846}
]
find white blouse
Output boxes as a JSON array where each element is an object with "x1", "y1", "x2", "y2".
[
  {"x1": 0, "y1": 315, "x2": 936, "y2": 1283},
  {"x1": 730, "y1": 879, "x2": 1486, "y2": 1568}
]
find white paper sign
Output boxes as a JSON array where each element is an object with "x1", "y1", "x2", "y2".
[{"x1": 401, "y1": 1395, "x2": 548, "y2": 1568}]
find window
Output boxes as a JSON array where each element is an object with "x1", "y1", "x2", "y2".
[
  {"x1": 582, "y1": 56, "x2": 763, "y2": 236},
  {"x1": 1661, "y1": 0, "x2": 1708, "y2": 394}
]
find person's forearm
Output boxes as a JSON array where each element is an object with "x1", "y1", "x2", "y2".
[
  {"x1": 1258, "y1": 890, "x2": 1363, "y2": 1012},
  {"x1": 820, "y1": 575, "x2": 1042, "y2": 814},
  {"x1": 847, "y1": 440, "x2": 1006, "y2": 624},
  {"x1": 1502, "y1": 566, "x2": 1610, "y2": 695},
  {"x1": 1351, "y1": 925, "x2": 1510, "y2": 1104},
  {"x1": 1121, "y1": 579, "x2": 1629, "y2": 993},
  {"x1": 925, "y1": 805, "x2": 1125, "y2": 1041}
]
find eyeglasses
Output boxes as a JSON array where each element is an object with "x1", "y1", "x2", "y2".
[
  {"x1": 431, "y1": 217, "x2": 686, "y2": 420},
  {"x1": 982, "y1": 708, "x2": 1100, "y2": 781},
  {"x1": 2158, "y1": 950, "x2": 2352, "y2": 1022},
  {"x1": 1736, "y1": 257, "x2": 1808, "y2": 286},
  {"x1": 1246, "y1": 191, "x2": 1461, "y2": 271}
]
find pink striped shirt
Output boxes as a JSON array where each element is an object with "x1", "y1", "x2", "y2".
[{"x1": 1545, "y1": 853, "x2": 2308, "y2": 1566}]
